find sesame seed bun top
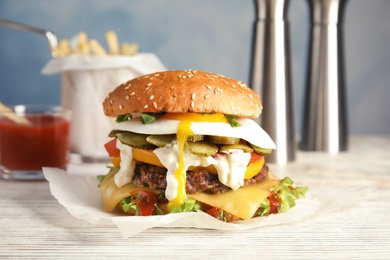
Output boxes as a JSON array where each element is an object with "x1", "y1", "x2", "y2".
[{"x1": 103, "y1": 70, "x2": 262, "y2": 118}]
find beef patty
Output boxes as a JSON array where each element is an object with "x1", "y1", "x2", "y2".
[{"x1": 132, "y1": 163, "x2": 269, "y2": 194}]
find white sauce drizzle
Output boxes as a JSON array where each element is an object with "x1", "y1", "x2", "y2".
[
  {"x1": 114, "y1": 138, "x2": 136, "y2": 187},
  {"x1": 153, "y1": 141, "x2": 251, "y2": 200}
]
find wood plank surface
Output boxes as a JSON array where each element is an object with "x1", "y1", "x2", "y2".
[{"x1": 1, "y1": 136, "x2": 389, "y2": 259}]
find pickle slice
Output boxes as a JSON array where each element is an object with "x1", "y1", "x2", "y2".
[
  {"x1": 249, "y1": 143, "x2": 272, "y2": 156},
  {"x1": 219, "y1": 143, "x2": 254, "y2": 153},
  {"x1": 108, "y1": 129, "x2": 125, "y2": 137},
  {"x1": 187, "y1": 134, "x2": 204, "y2": 142},
  {"x1": 118, "y1": 132, "x2": 156, "y2": 150},
  {"x1": 146, "y1": 134, "x2": 176, "y2": 147},
  {"x1": 209, "y1": 135, "x2": 240, "y2": 145},
  {"x1": 186, "y1": 140, "x2": 218, "y2": 157}
]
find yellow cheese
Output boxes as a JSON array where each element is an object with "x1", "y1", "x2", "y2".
[
  {"x1": 189, "y1": 177, "x2": 280, "y2": 220},
  {"x1": 100, "y1": 169, "x2": 154, "y2": 212}
]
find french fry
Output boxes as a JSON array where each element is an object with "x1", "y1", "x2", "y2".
[
  {"x1": 0, "y1": 102, "x2": 31, "y2": 125},
  {"x1": 52, "y1": 39, "x2": 70, "y2": 57},
  {"x1": 106, "y1": 31, "x2": 119, "y2": 55},
  {"x1": 58, "y1": 39, "x2": 72, "y2": 57},
  {"x1": 120, "y1": 42, "x2": 139, "y2": 56},
  {"x1": 52, "y1": 30, "x2": 139, "y2": 57},
  {"x1": 77, "y1": 32, "x2": 90, "y2": 55},
  {"x1": 89, "y1": 39, "x2": 106, "y2": 56}
]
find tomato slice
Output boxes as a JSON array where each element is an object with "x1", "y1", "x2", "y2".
[
  {"x1": 268, "y1": 191, "x2": 281, "y2": 214},
  {"x1": 249, "y1": 152, "x2": 264, "y2": 163},
  {"x1": 206, "y1": 206, "x2": 222, "y2": 218},
  {"x1": 129, "y1": 190, "x2": 158, "y2": 216},
  {"x1": 104, "y1": 138, "x2": 120, "y2": 158}
]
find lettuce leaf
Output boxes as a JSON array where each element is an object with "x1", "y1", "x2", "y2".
[
  {"x1": 169, "y1": 199, "x2": 201, "y2": 213},
  {"x1": 141, "y1": 112, "x2": 164, "y2": 125},
  {"x1": 224, "y1": 115, "x2": 241, "y2": 127},
  {"x1": 115, "y1": 113, "x2": 132, "y2": 123},
  {"x1": 258, "y1": 177, "x2": 307, "y2": 216},
  {"x1": 273, "y1": 177, "x2": 307, "y2": 213},
  {"x1": 120, "y1": 197, "x2": 139, "y2": 215}
]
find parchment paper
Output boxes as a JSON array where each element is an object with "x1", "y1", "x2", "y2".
[{"x1": 42, "y1": 166, "x2": 319, "y2": 238}]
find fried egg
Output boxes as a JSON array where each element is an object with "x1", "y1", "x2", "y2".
[{"x1": 113, "y1": 117, "x2": 276, "y2": 150}]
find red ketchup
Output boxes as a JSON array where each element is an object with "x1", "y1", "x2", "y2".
[{"x1": 0, "y1": 115, "x2": 71, "y2": 170}]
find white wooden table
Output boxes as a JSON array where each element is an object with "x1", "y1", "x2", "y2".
[{"x1": 1, "y1": 136, "x2": 389, "y2": 259}]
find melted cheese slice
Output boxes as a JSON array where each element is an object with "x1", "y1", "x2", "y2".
[
  {"x1": 189, "y1": 177, "x2": 280, "y2": 220},
  {"x1": 100, "y1": 168, "x2": 281, "y2": 220}
]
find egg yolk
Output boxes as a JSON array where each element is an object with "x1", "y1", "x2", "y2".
[
  {"x1": 168, "y1": 120, "x2": 194, "y2": 210},
  {"x1": 164, "y1": 113, "x2": 228, "y2": 210}
]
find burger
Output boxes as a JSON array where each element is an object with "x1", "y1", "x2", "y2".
[{"x1": 99, "y1": 69, "x2": 306, "y2": 222}]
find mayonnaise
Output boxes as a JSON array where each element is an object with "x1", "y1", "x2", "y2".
[
  {"x1": 153, "y1": 141, "x2": 251, "y2": 200},
  {"x1": 114, "y1": 138, "x2": 136, "y2": 187}
]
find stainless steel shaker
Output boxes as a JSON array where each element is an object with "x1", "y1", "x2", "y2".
[
  {"x1": 249, "y1": 0, "x2": 296, "y2": 165},
  {"x1": 300, "y1": 0, "x2": 348, "y2": 154}
]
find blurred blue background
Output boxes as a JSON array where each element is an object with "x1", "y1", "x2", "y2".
[{"x1": 0, "y1": 0, "x2": 389, "y2": 135}]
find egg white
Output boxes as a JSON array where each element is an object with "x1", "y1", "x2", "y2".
[{"x1": 113, "y1": 117, "x2": 276, "y2": 149}]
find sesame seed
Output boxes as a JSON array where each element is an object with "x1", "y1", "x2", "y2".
[
  {"x1": 153, "y1": 102, "x2": 157, "y2": 109},
  {"x1": 204, "y1": 94, "x2": 210, "y2": 99},
  {"x1": 232, "y1": 84, "x2": 237, "y2": 88},
  {"x1": 147, "y1": 82, "x2": 153, "y2": 87},
  {"x1": 145, "y1": 86, "x2": 151, "y2": 91},
  {"x1": 126, "y1": 95, "x2": 129, "y2": 100},
  {"x1": 119, "y1": 105, "x2": 123, "y2": 110},
  {"x1": 249, "y1": 94, "x2": 253, "y2": 98},
  {"x1": 144, "y1": 104, "x2": 148, "y2": 109},
  {"x1": 130, "y1": 92, "x2": 136, "y2": 95},
  {"x1": 191, "y1": 93, "x2": 196, "y2": 100},
  {"x1": 191, "y1": 101, "x2": 194, "y2": 108},
  {"x1": 206, "y1": 85, "x2": 212, "y2": 90},
  {"x1": 182, "y1": 76, "x2": 187, "y2": 79},
  {"x1": 149, "y1": 95, "x2": 154, "y2": 100},
  {"x1": 110, "y1": 100, "x2": 113, "y2": 105},
  {"x1": 214, "y1": 88, "x2": 218, "y2": 94},
  {"x1": 154, "y1": 73, "x2": 160, "y2": 77}
]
